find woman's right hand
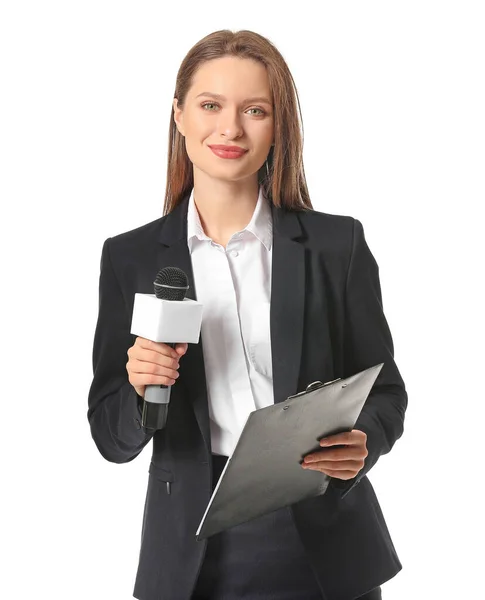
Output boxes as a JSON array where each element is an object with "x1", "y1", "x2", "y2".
[{"x1": 126, "y1": 337, "x2": 188, "y2": 399}]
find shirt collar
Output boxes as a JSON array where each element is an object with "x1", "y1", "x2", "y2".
[{"x1": 187, "y1": 185, "x2": 273, "y2": 253}]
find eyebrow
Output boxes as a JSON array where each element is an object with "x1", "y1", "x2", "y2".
[{"x1": 195, "y1": 92, "x2": 272, "y2": 105}]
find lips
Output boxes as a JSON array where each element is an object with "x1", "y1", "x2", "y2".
[{"x1": 208, "y1": 145, "x2": 248, "y2": 159}]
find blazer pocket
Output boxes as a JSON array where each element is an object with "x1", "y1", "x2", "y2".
[{"x1": 149, "y1": 461, "x2": 174, "y2": 494}]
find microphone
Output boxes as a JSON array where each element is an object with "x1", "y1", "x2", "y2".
[{"x1": 130, "y1": 267, "x2": 203, "y2": 431}]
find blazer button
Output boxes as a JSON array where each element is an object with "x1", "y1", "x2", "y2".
[{"x1": 133, "y1": 418, "x2": 141, "y2": 430}]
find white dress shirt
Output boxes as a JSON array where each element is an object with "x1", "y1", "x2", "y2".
[{"x1": 187, "y1": 185, "x2": 274, "y2": 457}]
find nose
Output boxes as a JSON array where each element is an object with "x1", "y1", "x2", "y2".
[{"x1": 217, "y1": 107, "x2": 244, "y2": 140}]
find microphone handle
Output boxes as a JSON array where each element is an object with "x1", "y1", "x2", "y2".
[{"x1": 141, "y1": 342, "x2": 176, "y2": 431}]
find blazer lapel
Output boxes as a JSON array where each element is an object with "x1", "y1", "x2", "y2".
[
  {"x1": 269, "y1": 201, "x2": 305, "y2": 406},
  {"x1": 157, "y1": 191, "x2": 305, "y2": 453}
]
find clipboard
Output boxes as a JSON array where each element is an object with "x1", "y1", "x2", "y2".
[{"x1": 195, "y1": 362, "x2": 383, "y2": 540}]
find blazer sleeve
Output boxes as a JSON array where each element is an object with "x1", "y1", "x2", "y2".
[
  {"x1": 87, "y1": 237, "x2": 155, "y2": 463},
  {"x1": 333, "y1": 218, "x2": 408, "y2": 499}
]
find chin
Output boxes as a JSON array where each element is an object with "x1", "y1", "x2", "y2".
[{"x1": 196, "y1": 161, "x2": 252, "y2": 180}]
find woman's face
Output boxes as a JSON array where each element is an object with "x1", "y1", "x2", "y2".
[{"x1": 173, "y1": 56, "x2": 274, "y2": 184}]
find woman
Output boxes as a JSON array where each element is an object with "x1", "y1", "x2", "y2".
[{"x1": 87, "y1": 29, "x2": 407, "y2": 600}]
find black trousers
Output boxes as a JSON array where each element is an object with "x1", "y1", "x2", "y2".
[{"x1": 191, "y1": 455, "x2": 382, "y2": 600}]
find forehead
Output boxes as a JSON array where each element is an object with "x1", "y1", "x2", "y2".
[{"x1": 189, "y1": 56, "x2": 271, "y2": 98}]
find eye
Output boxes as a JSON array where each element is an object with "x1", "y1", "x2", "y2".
[
  {"x1": 247, "y1": 107, "x2": 266, "y2": 116},
  {"x1": 201, "y1": 102, "x2": 219, "y2": 111}
]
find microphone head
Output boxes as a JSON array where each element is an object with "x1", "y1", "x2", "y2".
[{"x1": 153, "y1": 267, "x2": 189, "y2": 301}]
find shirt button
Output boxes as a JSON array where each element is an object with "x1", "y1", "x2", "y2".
[{"x1": 231, "y1": 250, "x2": 239, "y2": 257}]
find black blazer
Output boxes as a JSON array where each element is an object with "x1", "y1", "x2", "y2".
[{"x1": 87, "y1": 191, "x2": 407, "y2": 600}]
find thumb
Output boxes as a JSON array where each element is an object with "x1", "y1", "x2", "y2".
[{"x1": 175, "y1": 342, "x2": 188, "y2": 355}]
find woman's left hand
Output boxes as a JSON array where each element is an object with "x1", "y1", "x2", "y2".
[{"x1": 301, "y1": 430, "x2": 368, "y2": 480}]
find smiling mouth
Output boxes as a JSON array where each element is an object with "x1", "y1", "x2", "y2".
[{"x1": 208, "y1": 146, "x2": 248, "y2": 159}]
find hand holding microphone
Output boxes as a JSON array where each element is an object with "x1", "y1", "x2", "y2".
[
  {"x1": 129, "y1": 266, "x2": 203, "y2": 431},
  {"x1": 126, "y1": 338, "x2": 188, "y2": 400}
]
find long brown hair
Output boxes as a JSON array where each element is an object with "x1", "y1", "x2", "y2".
[{"x1": 163, "y1": 29, "x2": 313, "y2": 216}]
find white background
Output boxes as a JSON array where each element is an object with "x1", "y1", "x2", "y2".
[{"x1": 2, "y1": 1, "x2": 483, "y2": 598}]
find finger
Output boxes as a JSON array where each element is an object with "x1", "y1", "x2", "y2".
[
  {"x1": 130, "y1": 372, "x2": 177, "y2": 387},
  {"x1": 130, "y1": 358, "x2": 180, "y2": 381},
  {"x1": 319, "y1": 429, "x2": 365, "y2": 447},
  {"x1": 302, "y1": 459, "x2": 363, "y2": 471},
  {"x1": 304, "y1": 447, "x2": 363, "y2": 462},
  {"x1": 136, "y1": 337, "x2": 179, "y2": 359},
  {"x1": 321, "y1": 469, "x2": 357, "y2": 480},
  {"x1": 301, "y1": 465, "x2": 357, "y2": 479},
  {"x1": 131, "y1": 347, "x2": 180, "y2": 370}
]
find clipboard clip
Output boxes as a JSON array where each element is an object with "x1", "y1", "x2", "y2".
[
  {"x1": 305, "y1": 377, "x2": 342, "y2": 393},
  {"x1": 287, "y1": 377, "x2": 343, "y2": 400},
  {"x1": 305, "y1": 381, "x2": 324, "y2": 392}
]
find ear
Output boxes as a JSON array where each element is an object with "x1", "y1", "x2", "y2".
[{"x1": 173, "y1": 98, "x2": 185, "y2": 137}]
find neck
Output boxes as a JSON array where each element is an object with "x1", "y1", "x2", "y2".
[{"x1": 192, "y1": 169, "x2": 260, "y2": 244}]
